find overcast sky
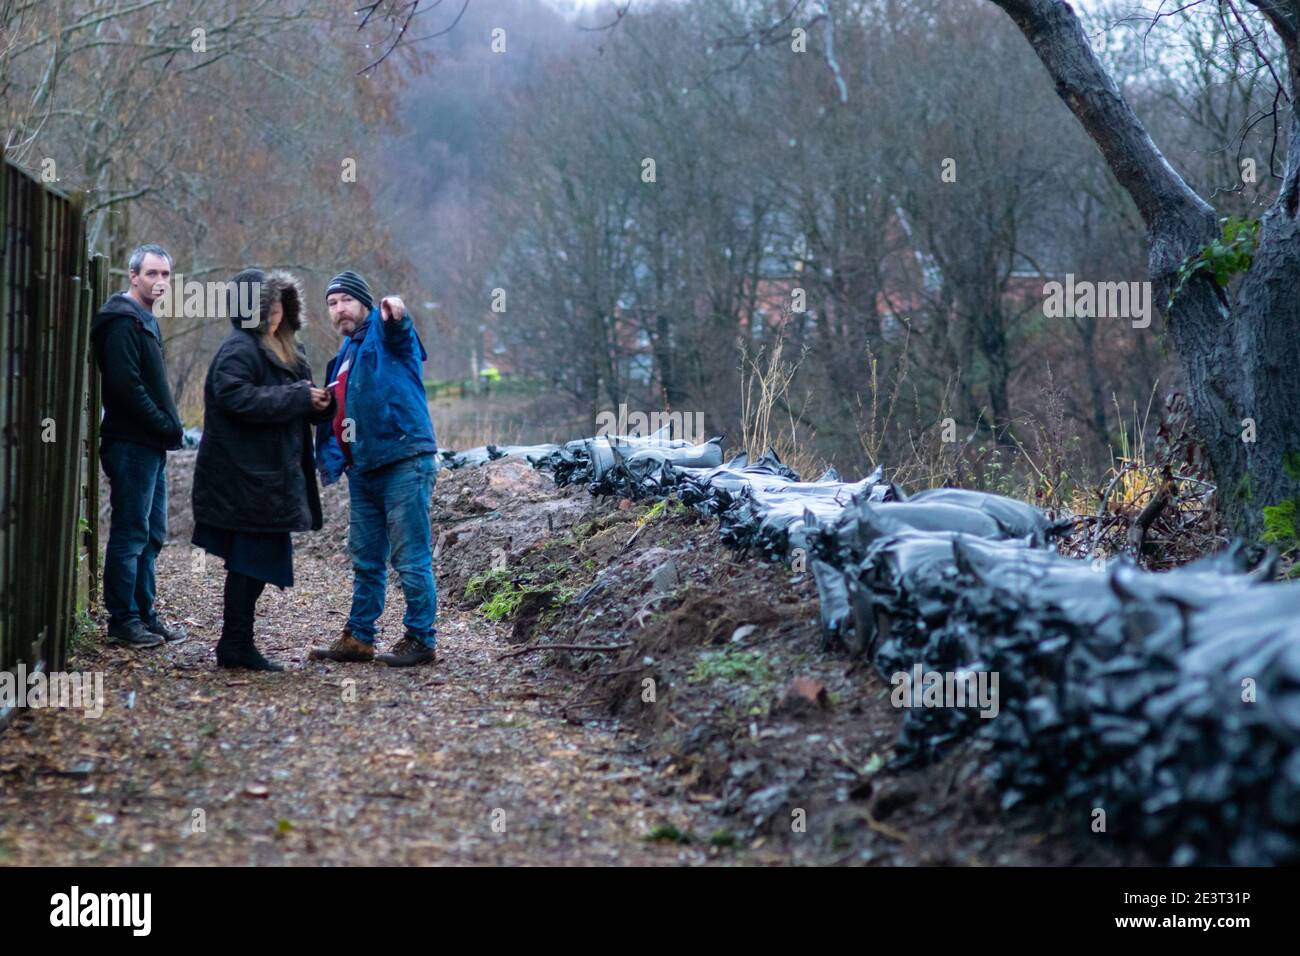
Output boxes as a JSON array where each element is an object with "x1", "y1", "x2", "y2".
[
  {"x1": 537, "y1": 1, "x2": 1184, "y2": 18},
  {"x1": 536, "y1": 0, "x2": 1222, "y2": 37}
]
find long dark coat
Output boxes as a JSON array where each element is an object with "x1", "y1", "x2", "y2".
[{"x1": 192, "y1": 269, "x2": 335, "y2": 533}]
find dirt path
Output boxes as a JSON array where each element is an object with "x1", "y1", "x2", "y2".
[
  {"x1": 0, "y1": 546, "x2": 738, "y2": 865},
  {"x1": 2, "y1": 454, "x2": 1134, "y2": 866}
]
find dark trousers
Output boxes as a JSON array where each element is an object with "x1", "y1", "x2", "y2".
[
  {"x1": 101, "y1": 440, "x2": 167, "y2": 627},
  {"x1": 222, "y1": 571, "x2": 266, "y2": 641}
]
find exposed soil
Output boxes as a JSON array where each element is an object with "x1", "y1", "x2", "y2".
[{"x1": 0, "y1": 454, "x2": 1143, "y2": 865}]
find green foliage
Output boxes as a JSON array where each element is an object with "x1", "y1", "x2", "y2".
[
  {"x1": 424, "y1": 373, "x2": 546, "y2": 400},
  {"x1": 709, "y1": 829, "x2": 738, "y2": 848},
  {"x1": 1283, "y1": 450, "x2": 1300, "y2": 482},
  {"x1": 860, "y1": 752, "x2": 887, "y2": 777},
  {"x1": 1168, "y1": 215, "x2": 1259, "y2": 310},
  {"x1": 471, "y1": 567, "x2": 574, "y2": 622},
  {"x1": 67, "y1": 609, "x2": 97, "y2": 658},
  {"x1": 644, "y1": 823, "x2": 692, "y2": 844},
  {"x1": 465, "y1": 566, "x2": 513, "y2": 602},
  {"x1": 1256, "y1": 450, "x2": 1300, "y2": 577},
  {"x1": 572, "y1": 516, "x2": 607, "y2": 539},
  {"x1": 423, "y1": 378, "x2": 462, "y2": 400},
  {"x1": 480, "y1": 584, "x2": 527, "y2": 621},
  {"x1": 1262, "y1": 498, "x2": 1300, "y2": 578},
  {"x1": 688, "y1": 648, "x2": 771, "y2": 685},
  {"x1": 625, "y1": 498, "x2": 670, "y2": 535},
  {"x1": 1261, "y1": 499, "x2": 1296, "y2": 543},
  {"x1": 970, "y1": 445, "x2": 1019, "y2": 498}
]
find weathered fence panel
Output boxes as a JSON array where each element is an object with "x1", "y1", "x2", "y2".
[{"x1": 0, "y1": 156, "x2": 105, "y2": 729}]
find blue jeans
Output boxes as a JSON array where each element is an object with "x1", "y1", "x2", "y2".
[
  {"x1": 346, "y1": 453, "x2": 437, "y2": 648},
  {"x1": 101, "y1": 440, "x2": 168, "y2": 627}
]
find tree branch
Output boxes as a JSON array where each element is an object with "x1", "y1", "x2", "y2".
[
  {"x1": 989, "y1": 0, "x2": 1217, "y2": 264},
  {"x1": 1242, "y1": 0, "x2": 1298, "y2": 45}
]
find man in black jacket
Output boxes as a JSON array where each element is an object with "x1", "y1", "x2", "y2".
[{"x1": 90, "y1": 243, "x2": 187, "y2": 648}]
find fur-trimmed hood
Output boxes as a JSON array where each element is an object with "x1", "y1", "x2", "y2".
[{"x1": 226, "y1": 268, "x2": 305, "y2": 334}]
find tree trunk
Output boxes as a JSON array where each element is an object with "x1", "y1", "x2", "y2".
[
  {"x1": 1232, "y1": 193, "x2": 1300, "y2": 526},
  {"x1": 989, "y1": 0, "x2": 1300, "y2": 538}
]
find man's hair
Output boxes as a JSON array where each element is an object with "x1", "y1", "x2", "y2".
[{"x1": 127, "y1": 243, "x2": 172, "y2": 275}]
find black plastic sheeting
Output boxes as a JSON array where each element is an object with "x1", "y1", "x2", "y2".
[{"x1": 437, "y1": 433, "x2": 1300, "y2": 864}]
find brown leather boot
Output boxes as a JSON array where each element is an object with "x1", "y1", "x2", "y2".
[
  {"x1": 308, "y1": 629, "x2": 375, "y2": 663},
  {"x1": 376, "y1": 633, "x2": 436, "y2": 668}
]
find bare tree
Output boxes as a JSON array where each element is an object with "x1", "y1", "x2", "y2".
[
  {"x1": 989, "y1": 0, "x2": 1299, "y2": 534},
  {"x1": 1, "y1": 0, "x2": 421, "y2": 411}
]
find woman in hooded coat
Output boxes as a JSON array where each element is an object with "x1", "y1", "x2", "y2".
[{"x1": 192, "y1": 269, "x2": 335, "y2": 671}]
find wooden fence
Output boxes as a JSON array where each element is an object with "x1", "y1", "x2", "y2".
[{"x1": 0, "y1": 156, "x2": 105, "y2": 728}]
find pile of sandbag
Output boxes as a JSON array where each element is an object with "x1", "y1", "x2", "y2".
[
  {"x1": 437, "y1": 443, "x2": 561, "y2": 470},
  {"x1": 435, "y1": 429, "x2": 1300, "y2": 864},
  {"x1": 807, "y1": 502, "x2": 1296, "y2": 864},
  {"x1": 535, "y1": 431, "x2": 726, "y2": 497}
]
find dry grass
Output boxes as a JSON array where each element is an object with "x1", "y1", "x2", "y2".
[
  {"x1": 424, "y1": 357, "x2": 1227, "y2": 574},
  {"x1": 429, "y1": 389, "x2": 588, "y2": 452},
  {"x1": 1051, "y1": 390, "x2": 1225, "y2": 567},
  {"x1": 738, "y1": 340, "x2": 826, "y2": 479}
]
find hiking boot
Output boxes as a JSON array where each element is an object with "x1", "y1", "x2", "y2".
[
  {"x1": 376, "y1": 634, "x2": 436, "y2": 668},
  {"x1": 146, "y1": 618, "x2": 188, "y2": 643},
  {"x1": 308, "y1": 629, "x2": 375, "y2": 663},
  {"x1": 107, "y1": 619, "x2": 164, "y2": 648}
]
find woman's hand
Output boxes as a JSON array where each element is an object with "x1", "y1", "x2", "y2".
[{"x1": 310, "y1": 387, "x2": 331, "y2": 412}]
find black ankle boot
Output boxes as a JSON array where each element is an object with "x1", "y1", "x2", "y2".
[
  {"x1": 217, "y1": 571, "x2": 283, "y2": 671},
  {"x1": 216, "y1": 626, "x2": 284, "y2": 672}
]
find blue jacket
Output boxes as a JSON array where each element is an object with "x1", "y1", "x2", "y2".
[{"x1": 315, "y1": 306, "x2": 436, "y2": 482}]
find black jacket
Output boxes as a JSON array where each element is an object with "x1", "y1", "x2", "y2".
[
  {"x1": 191, "y1": 270, "x2": 335, "y2": 533},
  {"x1": 90, "y1": 292, "x2": 184, "y2": 450}
]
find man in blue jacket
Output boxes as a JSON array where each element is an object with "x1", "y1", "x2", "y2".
[{"x1": 308, "y1": 271, "x2": 439, "y2": 667}]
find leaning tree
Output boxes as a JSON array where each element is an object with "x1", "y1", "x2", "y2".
[{"x1": 990, "y1": 0, "x2": 1300, "y2": 539}]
